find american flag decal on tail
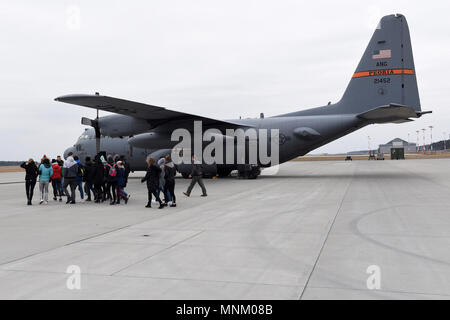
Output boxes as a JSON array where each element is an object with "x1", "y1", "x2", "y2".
[{"x1": 372, "y1": 49, "x2": 391, "y2": 59}]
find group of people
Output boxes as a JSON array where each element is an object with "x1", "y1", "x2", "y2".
[
  {"x1": 21, "y1": 155, "x2": 64, "y2": 205},
  {"x1": 140, "y1": 155, "x2": 207, "y2": 209},
  {"x1": 21, "y1": 153, "x2": 132, "y2": 206},
  {"x1": 21, "y1": 153, "x2": 208, "y2": 209},
  {"x1": 141, "y1": 155, "x2": 177, "y2": 209}
]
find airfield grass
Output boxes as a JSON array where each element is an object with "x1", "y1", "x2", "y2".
[
  {"x1": 2, "y1": 153, "x2": 450, "y2": 172},
  {"x1": 0, "y1": 166, "x2": 23, "y2": 173}
]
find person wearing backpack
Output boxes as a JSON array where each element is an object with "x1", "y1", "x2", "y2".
[
  {"x1": 105, "y1": 155, "x2": 118, "y2": 205},
  {"x1": 73, "y1": 156, "x2": 84, "y2": 200}
]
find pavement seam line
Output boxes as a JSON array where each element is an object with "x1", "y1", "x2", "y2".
[
  {"x1": 298, "y1": 163, "x2": 355, "y2": 300},
  {"x1": 0, "y1": 224, "x2": 133, "y2": 267}
]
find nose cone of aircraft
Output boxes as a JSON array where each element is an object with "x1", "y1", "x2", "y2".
[{"x1": 63, "y1": 147, "x2": 76, "y2": 160}]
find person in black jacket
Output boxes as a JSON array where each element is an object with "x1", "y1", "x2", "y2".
[
  {"x1": 183, "y1": 155, "x2": 207, "y2": 197},
  {"x1": 21, "y1": 158, "x2": 39, "y2": 205},
  {"x1": 63, "y1": 155, "x2": 78, "y2": 204},
  {"x1": 105, "y1": 155, "x2": 118, "y2": 205},
  {"x1": 93, "y1": 155, "x2": 105, "y2": 203},
  {"x1": 141, "y1": 157, "x2": 164, "y2": 209},
  {"x1": 164, "y1": 155, "x2": 177, "y2": 207},
  {"x1": 84, "y1": 156, "x2": 96, "y2": 201}
]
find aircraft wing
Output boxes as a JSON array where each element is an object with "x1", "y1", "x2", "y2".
[
  {"x1": 356, "y1": 104, "x2": 431, "y2": 124},
  {"x1": 55, "y1": 94, "x2": 248, "y2": 128}
]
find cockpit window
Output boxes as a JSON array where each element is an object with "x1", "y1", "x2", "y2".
[
  {"x1": 77, "y1": 129, "x2": 94, "y2": 141},
  {"x1": 78, "y1": 133, "x2": 91, "y2": 141}
]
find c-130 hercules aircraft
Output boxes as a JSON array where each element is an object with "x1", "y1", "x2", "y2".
[{"x1": 59, "y1": 14, "x2": 429, "y2": 179}]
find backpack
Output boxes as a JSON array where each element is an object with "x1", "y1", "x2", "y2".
[{"x1": 107, "y1": 164, "x2": 117, "y2": 177}]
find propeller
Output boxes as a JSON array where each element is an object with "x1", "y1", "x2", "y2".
[
  {"x1": 81, "y1": 108, "x2": 101, "y2": 155},
  {"x1": 94, "y1": 108, "x2": 100, "y2": 155}
]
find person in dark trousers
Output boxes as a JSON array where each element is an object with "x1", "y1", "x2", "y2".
[
  {"x1": 51, "y1": 159, "x2": 63, "y2": 201},
  {"x1": 116, "y1": 161, "x2": 129, "y2": 204},
  {"x1": 141, "y1": 157, "x2": 164, "y2": 209},
  {"x1": 21, "y1": 158, "x2": 39, "y2": 205},
  {"x1": 56, "y1": 155, "x2": 64, "y2": 196},
  {"x1": 100, "y1": 155, "x2": 109, "y2": 201},
  {"x1": 93, "y1": 155, "x2": 105, "y2": 203},
  {"x1": 73, "y1": 156, "x2": 84, "y2": 200},
  {"x1": 63, "y1": 154, "x2": 78, "y2": 204},
  {"x1": 119, "y1": 155, "x2": 131, "y2": 188},
  {"x1": 157, "y1": 158, "x2": 168, "y2": 205},
  {"x1": 84, "y1": 156, "x2": 96, "y2": 201},
  {"x1": 184, "y1": 155, "x2": 207, "y2": 197},
  {"x1": 105, "y1": 155, "x2": 118, "y2": 205},
  {"x1": 164, "y1": 155, "x2": 177, "y2": 207}
]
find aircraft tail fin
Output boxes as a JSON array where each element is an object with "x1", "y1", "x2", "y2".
[{"x1": 338, "y1": 14, "x2": 421, "y2": 116}]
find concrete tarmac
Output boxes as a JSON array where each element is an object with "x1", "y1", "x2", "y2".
[{"x1": 0, "y1": 159, "x2": 449, "y2": 299}]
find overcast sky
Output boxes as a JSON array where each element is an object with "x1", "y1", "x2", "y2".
[{"x1": 1, "y1": 0, "x2": 449, "y2": 161}]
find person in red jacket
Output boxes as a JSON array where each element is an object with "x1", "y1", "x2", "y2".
[{"x1": 51, "y1": 159, "x2": 63, "y2": 201}]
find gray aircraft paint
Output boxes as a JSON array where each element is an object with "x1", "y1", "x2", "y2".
[
  {"x1": 60, "y1": 14, "x2": 429, "y2": 177},
  {"x1": 64, "y1": 128, "x2": 155, "y2": 171}
]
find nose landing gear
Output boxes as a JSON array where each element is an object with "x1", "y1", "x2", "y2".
[{"x1": 237, "y1": 165, "x2": 261, "y2": 179}]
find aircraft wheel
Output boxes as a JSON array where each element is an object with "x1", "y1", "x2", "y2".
[
  {"x1": 237, "y1": 166, "x2": 261, "y2": 179},
  {"x1": 217, "y1": 168, "x2": 233, "y2": 177}
]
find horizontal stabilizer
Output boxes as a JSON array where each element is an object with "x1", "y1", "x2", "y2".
[{"x1": 356, "y1": 104, "x2": 430, "y2": 123}]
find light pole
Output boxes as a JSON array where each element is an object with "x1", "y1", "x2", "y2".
[
  {"x1": 416, "y1": 130, "x2": 420, "y2": 153},
  {"x1": 422, "y1": 128, "x2": 426, "y2": 154},
  {"x1": 407, "y1": 133, "x2": 410, "y2": 154},
  {"x1": 429, "y1": 126, "x2": 433, "y2": 154},
  {"x1": 444, "y1": 132, "x2": 447, "y2": 151}
]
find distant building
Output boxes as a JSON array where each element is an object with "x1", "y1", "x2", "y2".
[{"x1": 378, "y1": 138, "x2": 416, "y2": 154}]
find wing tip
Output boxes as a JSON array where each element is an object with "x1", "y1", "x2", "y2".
[{"x1": 54, "y1": 93, "x2": 98, "y2": 102}]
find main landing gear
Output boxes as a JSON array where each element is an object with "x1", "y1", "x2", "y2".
[{"x1": 237, "y1": 164, "x2": 261, "y2": 179}]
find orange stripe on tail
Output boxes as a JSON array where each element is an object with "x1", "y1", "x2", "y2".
[{"x1": 352, "y1": 69, "x2": 414, "y2": 78}]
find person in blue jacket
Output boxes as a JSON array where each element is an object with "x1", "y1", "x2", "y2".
[
  {"x1": 38, "y1": 158, "x2": 53, "y2": 204},
  {"x1": 116, "y1": 161, "x2": 130, "y2": 204}
]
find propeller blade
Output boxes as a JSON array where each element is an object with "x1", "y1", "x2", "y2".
[{"x1": 81, "y1": 115, "x2": 101, "y2": 155}]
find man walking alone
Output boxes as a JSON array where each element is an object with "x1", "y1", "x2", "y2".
[{"x1": 183, "y1": 155, "x2": 207, "y2": 197}]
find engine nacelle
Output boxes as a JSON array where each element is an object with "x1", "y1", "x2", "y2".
[
  {"x1": 98, "y1": 114, "x2": 150, "y2": 137},
  {"x1": 128, "y1": 132, "x2": 174, "y2": 149}
]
